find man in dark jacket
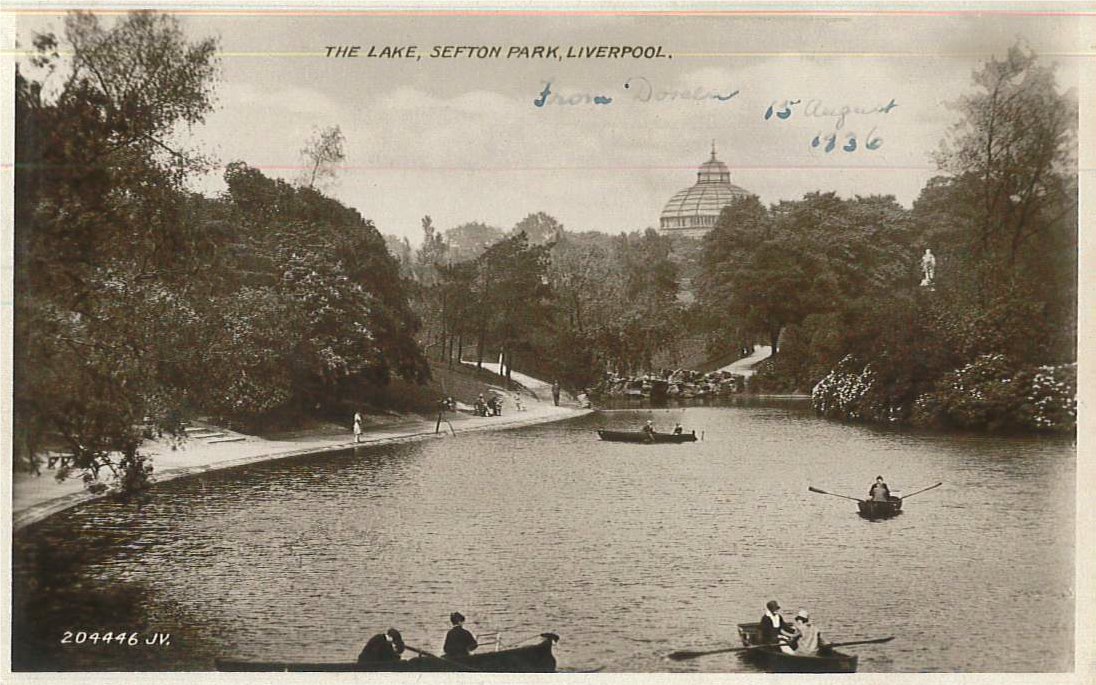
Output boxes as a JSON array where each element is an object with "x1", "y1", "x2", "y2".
[
  {"x1": 358, "y1": 628, "x2": 405, "y2": 664},
  {"x1": 443, "y1": 612, "x2": 478, "y2": 657},
  {"x1": 868, "y1": 476, "x2": 891, "y2": 502}
]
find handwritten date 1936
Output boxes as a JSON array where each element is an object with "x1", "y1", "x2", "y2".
[{"x1": 811, "y1": 128, "x2": 883, "y2": 153}]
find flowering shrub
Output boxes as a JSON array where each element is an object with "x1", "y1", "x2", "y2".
[
  {"x1": 1017, "y1": 363, "x2": 1076, "y2": 432},
  {"x1": 910, "y1": 355, "x2": 1075, "y2": 433},
  {"x1": 814, "y1": 353, "x2": 1075, "y2": 433},
  {"x1": 812, "y1": 355, "x2": 878, "y2": 421}
]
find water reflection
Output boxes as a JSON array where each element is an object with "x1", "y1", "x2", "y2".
[{"x1": 13, "y1": 401, "x2": 1073, "y2": 672}]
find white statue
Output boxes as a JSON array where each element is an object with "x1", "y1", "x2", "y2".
[{"x1": 920, "y1": 248, "x2": 936, "y2": 287}]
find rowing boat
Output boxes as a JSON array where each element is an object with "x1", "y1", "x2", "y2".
[
  {"x1": 596, "y1": 429, "x2": 697, "y2": 444},
  {"x1": 736, "y1": 623, "x2": 858, "y2": 673},
  {"x1": 216, "y1": 633, "x2": 558, "y2": 672},
  {"x1": 857, "y1": 497, "x2": 903, "y2": 519}
]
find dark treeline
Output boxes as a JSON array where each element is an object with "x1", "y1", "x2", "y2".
[
  {"x1": 697, "y1": 45, "x2": 1077, "y2": 433},
  {"x1": 14, "y1": 13, "x2": 427, "y2": 492}
]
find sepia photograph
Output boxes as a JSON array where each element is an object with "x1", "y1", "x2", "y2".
[{"x1": 2, "y1": 1, "x2": 1093, "y2": 681}]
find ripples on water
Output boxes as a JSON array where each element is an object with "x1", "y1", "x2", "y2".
[{"x1": 12, "y1": 401, "x2": 1074, "y2": 672}]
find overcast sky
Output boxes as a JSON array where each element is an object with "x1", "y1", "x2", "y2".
[{"x1": 13, "y1": 7, "x2": 1088, "y2": 243}]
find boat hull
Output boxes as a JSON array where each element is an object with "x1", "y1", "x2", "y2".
[
  {"x1": 736, "y1": 623, "x2": 858, "y2": 674},
  {"x1": 216, "y1": 636, "x2": 557, "y2": 672},
  {"x1": 858, "y1": 498, "x2": 903, "y2": 519},
  {"x1": 596, "y1": 430, "x2": 697, "y2": 444}
]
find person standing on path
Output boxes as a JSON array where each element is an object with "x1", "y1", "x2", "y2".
[
  {"x1": 353, "y1": 411, "x2": 364, "y2": 443},
  {"x1": 551, "y1": 380, "x2": 561, "y2": 406}
]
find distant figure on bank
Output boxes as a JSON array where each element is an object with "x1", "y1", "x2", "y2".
[
  {"x1": 358, "y1": 628, "x2": 405, "y2": 664},
  {"x1": 791, "y1": 609, "x2": 824, "y2": 656},
  {"x1": 475, "y1": 394, "x2": 487, "y2": 417},
  {"x1": 672, "y1": 422, "x2": 683, "y2": 435},
  {"x1": 353, "y1": 411, "x2": 364, "y2": 443},
  {"x1": 444, "y1": 612, "x2": 478, "y2": 657},
  {"x1": 921, "y1": 248, "x2": 936, "y2": 286},
  {"x1": 513, "y1": 392, "x2": 525, "y2": 411},
  {"x1": 551, "y1": 380, "x2": 561, "y2": 406},
  {"x1": 760, "y1": 600, "x2": 796, "y2": 653},
  {"x1": 868, "y1": 476, "x2": 891, "y2": 502}
]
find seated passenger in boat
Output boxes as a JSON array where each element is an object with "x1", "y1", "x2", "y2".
[
  {"x1": 672, "y1": 423, "x2": 683, "y2": 435},
  {"x1": 358, "y1": 628, "x2": 405, "y2": 664},
  {"x1": 868, "y1": 476, "x2": 891, "y2": 502},
  {"x1": 444, "y1": 612, "x2": 478, "y2": 657},
  {"x1": 791, "y1": 610, "x2": 824, "y2": 656},
  {"x1": 641, "y1": 420, "x2": 656, "y2": 435}
]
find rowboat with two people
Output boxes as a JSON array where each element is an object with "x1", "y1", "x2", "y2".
[
  {"x1": 667, "y1": 622, "x2": 893, "y2": 673},
  {"x1": 597, "y1": 429, "x2": 697, "y2": 444},
  {"x1": 216, "y1": 632, "x2": 560, "y2": 672},
  {"x1": 598, "y1": 419, "x2": 698, "y2": 444}
]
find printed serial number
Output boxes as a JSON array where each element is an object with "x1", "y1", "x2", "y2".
[{"x1": 60, "y1": 631, "x2": 171, "y2": 646}]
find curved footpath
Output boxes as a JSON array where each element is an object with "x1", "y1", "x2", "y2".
[{"x1": 13, "y1": 391, "x2": 590, "y2": 532}]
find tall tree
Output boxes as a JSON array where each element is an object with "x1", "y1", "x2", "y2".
[
  {"x1": 299, "y1": 125, "x2": 346, "y2": 190},
  {"x1": 511, "y1": 212, "x2": 564, "y2": 245},
  {"x1": 15, "y1": 12, "x2": 220, "y2": 491},
  {"x1": 935, "y1": 43, "x2": 1077, "y2": 269}
]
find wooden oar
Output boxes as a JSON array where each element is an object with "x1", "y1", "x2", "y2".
[
  {"x1": 899, "y1": 482, "x2": 943, "y2": 500},
  {"x1": 667, "y1": 642, "x2": 785, "y2": 661},
  {"x1": 808, "y1": 486, "x2": 863, "y2": 503},
  {"x1": 668, "y1": 636, "x2": 895, "y2": 661},
  {"x1": 402, "y1": 645, "x2": 480, "y2": 672}
]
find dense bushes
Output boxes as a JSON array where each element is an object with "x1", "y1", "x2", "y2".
[{"x1": 812, "y1": 354, "x2": 1076, "y2": 433}]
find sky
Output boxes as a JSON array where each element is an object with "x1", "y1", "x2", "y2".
[{"x1": 10, "y1": 6, "x2": 1090, "y2": 244}]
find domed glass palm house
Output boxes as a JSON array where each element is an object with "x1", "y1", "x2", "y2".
[{"x1": 659, "y1": 145, "x2": 750, "y2": 238}]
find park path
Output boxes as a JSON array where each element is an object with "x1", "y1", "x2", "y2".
[
  {"x1": 715, "y1": 344, "x2": 773, "y2": 377},
  {"x1": 13, "y1": 376, "x2": 589, "y2": 531},
  {"x1": 463, "y1": 361, "x2": 570, "y2": 403}
]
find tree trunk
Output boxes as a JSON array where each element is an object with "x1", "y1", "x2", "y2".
[{"x1": 770, "y1": 326, "x2": 781, "y2": 355}]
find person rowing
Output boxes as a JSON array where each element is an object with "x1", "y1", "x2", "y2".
[
  {"x1": 358, "y1": 628, "x2": 405, "y2": 664},
  {"x1": 868, "y1": 476, "x2": 891, "y2": 502},
  {"x1": 760, "y1": 600, "x2": 796, "y2": 653}
]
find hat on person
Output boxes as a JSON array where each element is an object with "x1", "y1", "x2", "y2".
[
  {"x1": 450, "y1": 612, "x2": 465, "y2": 624},
  {"x1": 386, "y1": 628, "x2": 405, "y2": 652},
  {"x1": 796, "y1": 609, "x2": 810, "y2": 621},
  {"x1": 766, "y1": 600, "x2": 780, "y2": 612}
]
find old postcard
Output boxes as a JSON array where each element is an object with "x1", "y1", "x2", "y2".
[{"x1": 2, "y1": 1, "x2": 1093, "y2": 683}]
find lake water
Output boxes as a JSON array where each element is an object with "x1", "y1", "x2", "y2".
[{"x1": 11, "y1": 401, "x2": 1075, "y2": 672}]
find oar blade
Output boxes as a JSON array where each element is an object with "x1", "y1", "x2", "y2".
[
  {"x1": 667, "y1": 650, "x2": 704, "y2": 661},
  {"x1": 829, "y1": 636, "x2": 895, "y2": 648}
]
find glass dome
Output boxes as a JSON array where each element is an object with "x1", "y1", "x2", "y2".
[{"x1": 659, "y1": 145, "x2": 749, "y2": 237}]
